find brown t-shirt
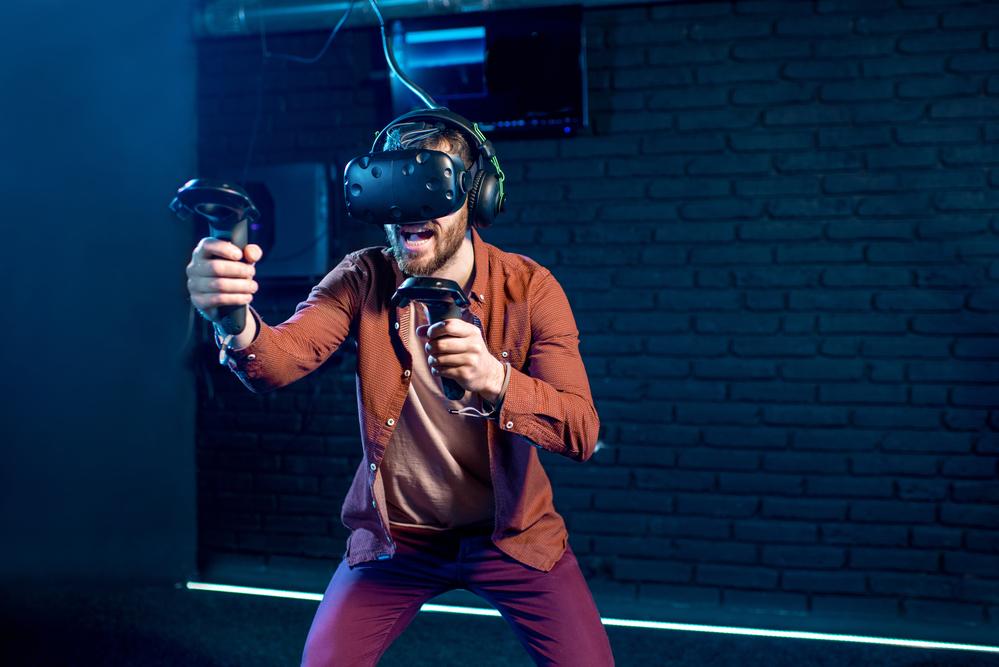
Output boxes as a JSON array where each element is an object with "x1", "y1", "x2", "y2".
[{"x1": 380, "y1": 302, "x2": 495, "y2": 531}]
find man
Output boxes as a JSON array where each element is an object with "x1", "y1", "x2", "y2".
[{"x1": 185, "y1": 119, "x2": 615, "y2": 666}]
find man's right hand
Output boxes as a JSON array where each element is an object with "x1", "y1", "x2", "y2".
[{"x1": 186, "y1": 238, "x2": 263, "y2": 338}]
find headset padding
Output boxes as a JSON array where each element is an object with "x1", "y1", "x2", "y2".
[{"x1": 473, "y1": 172, "x2": 500, "y2": 229}]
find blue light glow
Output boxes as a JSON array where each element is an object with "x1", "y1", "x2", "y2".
[
  {"x1": 402, "y1": 27, "x2": 485, "y2": 69},
  {"x1": 405, "y1": 27, "x2": 486, "y2": 45},
  {"x1": 185, "y1": 581, "x2": 999, "y2": 654}
]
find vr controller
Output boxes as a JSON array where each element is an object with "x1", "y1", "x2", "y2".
[
  {"x1": 391, "y1": 276, "x2": 471, "y2": 401},
  {"x1": 171, "y1": 108, "x2": 503, "y2": 352},
  {"x1": 170, "y1": 179, "x2": 260, "y2": 335}
]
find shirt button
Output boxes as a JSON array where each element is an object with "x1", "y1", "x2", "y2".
[
  {"x1": 369, "y1": 463, "x2": 377, "y2": 471},
  {"x1": 387, "y1": 418, "x2": 395, "y2": 426},
  {"x1": 247, "y1": 354, "x2": 256, "y2": 361},
  {"x1": 394, "y1": 322, "x2": 400, "y2": 330},
  {"x1": 404, "y1": 370, "x2": 411, "y2": 378},
  {"x1": 372, "y1": 500, "x2": 377, "y2": 508},
  {"x1": 479, "y1": 293, "x2": 486, "y2": 301},
  {"x1": 505, "y1": 421, "x2": 513, "y2": 429},
  {"x1": 501, "y1": 351, "x2": 509, "y2": 358}
]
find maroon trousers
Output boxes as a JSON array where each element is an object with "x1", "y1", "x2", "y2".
[{"x1": 301, "y1": 525, "x2": 615, "y2": 666}]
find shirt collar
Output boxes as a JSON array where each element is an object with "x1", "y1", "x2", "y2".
[
  {"x1": 383, "y1": 225, "x2": 490, "y2": 306},
  {"x1": 468, "y1": 226, "x2": 489, "y2": 305}
]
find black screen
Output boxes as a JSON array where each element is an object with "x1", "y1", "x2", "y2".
[{"x1": 390, "y1": 5, "x2": 588, "y2": 138}]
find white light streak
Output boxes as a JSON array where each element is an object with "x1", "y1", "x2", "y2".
[{"x1": 185, "y1": 581, "x2": 999, "y2": 654}]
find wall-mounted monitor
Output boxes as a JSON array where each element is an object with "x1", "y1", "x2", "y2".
[{"x1": 389, "y1": 5, "x2": 588, "y2": 138}]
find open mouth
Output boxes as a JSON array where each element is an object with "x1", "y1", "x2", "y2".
[{"x1": 397, "y1": 224, "x2": 435, "y2": 251}]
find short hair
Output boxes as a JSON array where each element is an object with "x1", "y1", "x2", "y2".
[{"x1": 383, "y1": 123, "x2": 476, "y2": 173}]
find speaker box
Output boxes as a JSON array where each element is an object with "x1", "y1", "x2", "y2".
[{"x1": 239, "y1": 162, "x2": 332, "y2": 278}]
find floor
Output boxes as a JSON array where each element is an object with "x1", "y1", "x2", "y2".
[{"x1": 1, "y1": 581, "x2": 997, "y2": 666}]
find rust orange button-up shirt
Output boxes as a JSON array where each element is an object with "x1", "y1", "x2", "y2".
[{"x1": 222, "y1": 227, "x2": 599, "y2": 572}]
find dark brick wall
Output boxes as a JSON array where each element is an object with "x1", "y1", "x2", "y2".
[{"x1": 195, "y1": 0, "x2": 999, "y2": 635}]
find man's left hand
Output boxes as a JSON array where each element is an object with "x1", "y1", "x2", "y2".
[{"x1": 419, "y1": 318, "x2": 506, "y2": 403}]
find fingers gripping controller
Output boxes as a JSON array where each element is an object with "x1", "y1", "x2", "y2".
[
  {"x1": 391, "y1": 276, "x2": 471, "y2": 400},
  {"x1": 171, "y1": 179, "x2": 260, "y2": 335}
]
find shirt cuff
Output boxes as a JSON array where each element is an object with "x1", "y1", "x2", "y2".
[
  {"x1": 212, "y1": 308, "x2": 262, "y2": 370},
  {"x1": 484, "y1": 361, "x2": 511, "y2": 419},
  {"x1": 450, "y1": 362, "x2": 510, "y2": 420}
]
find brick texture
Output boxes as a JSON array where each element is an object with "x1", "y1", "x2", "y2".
[{"x1": 195, "y1": 0, "x2": 999, "y2": 636}]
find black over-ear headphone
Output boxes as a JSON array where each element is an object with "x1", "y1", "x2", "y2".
[{"x1": 366, "y1": 108, "x2": 507, "y2": 229}]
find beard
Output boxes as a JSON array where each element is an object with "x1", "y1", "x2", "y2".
[{"x1": 384, "y1": 208, "x2": 469, "y2": 277}]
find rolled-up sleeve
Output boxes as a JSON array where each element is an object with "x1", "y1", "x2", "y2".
[{"x1": 497, "y1": 270, "x2": 600, "y2": 462}]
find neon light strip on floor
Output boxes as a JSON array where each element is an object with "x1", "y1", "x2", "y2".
[{"x1": 185, "y1": 581, "x2": 999, "y2": 654}]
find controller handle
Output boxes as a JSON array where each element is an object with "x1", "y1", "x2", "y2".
[
  {"x1": 421, "y1": 300, "x2": 467, "y2": 400},
  {"x1": 170, "y1": 180, "x2": 260, "y2": 335},
  {"x1": 391, "y1": 276, "x2": 471, "y2": 401},
  {"x1": 206, "y1": 211, "x2": 248, "y2": 336}
]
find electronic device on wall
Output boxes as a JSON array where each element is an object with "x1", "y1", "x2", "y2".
[
  {"x1": 389, "y1": 5, "x2": 588, "y2": 138},
  {"x1": 178, "y1": 0, "x2": 569, "y2": 288},
  {"x1": 239, "y1": 162, "x2": 333, "y2": 279},
  {"x1": 173, "y1": 163, "x2": 332, "y2": 280}
]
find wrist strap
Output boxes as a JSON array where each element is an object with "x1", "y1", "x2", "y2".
[
  {"x1": 448, "y1": 362, "x2": 510, "y2": 420},
  {"x1": 213, "y1": 323, "x2": 235, "y2": 366}
]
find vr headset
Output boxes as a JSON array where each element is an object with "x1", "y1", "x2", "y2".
[{"x1": 343, "y1": 108, "x2": 507, "y2": 228}]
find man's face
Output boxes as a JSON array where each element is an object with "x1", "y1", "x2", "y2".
[{"x1": 383, "y1": 202, "x2": 468, "y2": 277}]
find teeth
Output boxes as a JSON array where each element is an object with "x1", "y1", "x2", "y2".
[
  {"x1": 400, "y1": 224, "x2": 431, "y2": 234},
  {"x1": 400, "y1": 225, "x2": 432, "y2": 242}
]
